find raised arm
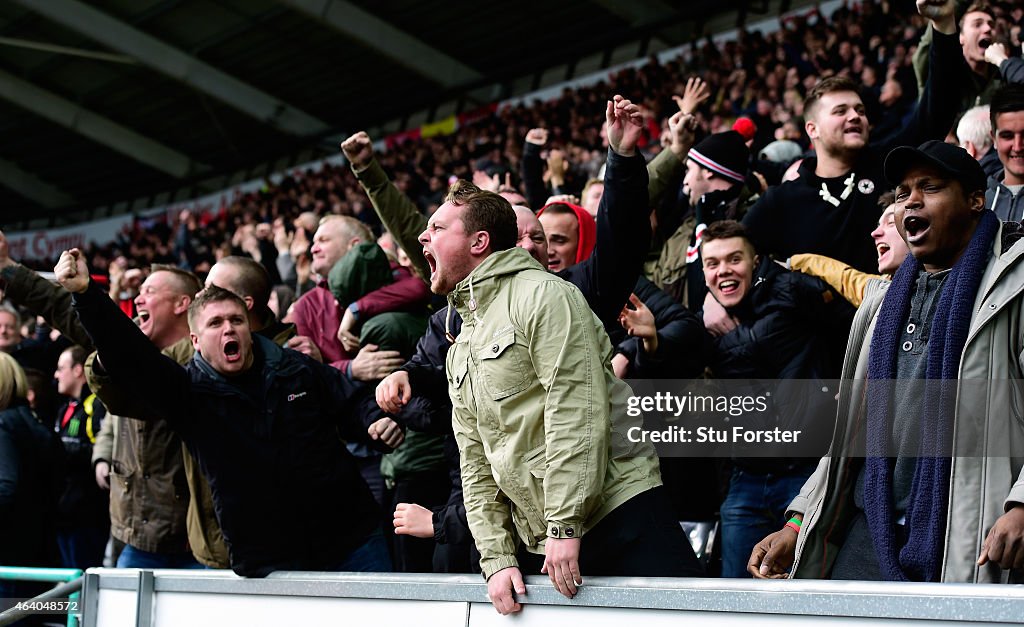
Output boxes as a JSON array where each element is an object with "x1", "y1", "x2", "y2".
[
  {"x1": 578, "y1": 96, "x2": 652, "y2": 328},
  {"x1": 521, "y1": 128, "x2": 550, "y2": 211},
  {"x1": 0, "y1": 230, "x2": 93, "y2": 348},
  {"x1": 985, "y1": 43, "x2": 1024, "y2": 85},
  {"x1": 57, "y1": 250, "x2": 190, "y2": 423},
  {"x1": 873, "y1": 0, "x2": 962, "y2": 153},
  {"x1": 343, "y1": 132, "x2": 430, "y2": 281}
]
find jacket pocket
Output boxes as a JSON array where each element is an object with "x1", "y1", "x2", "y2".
[
  {"x1": 524, "y1": 443, "x2": 546, "y2": 479},
  {"x1": 478, "y1": 329, "x2": 529, "y2": 400}
]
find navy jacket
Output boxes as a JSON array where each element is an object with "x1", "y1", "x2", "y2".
[{"x1": 73, "y1": 282, "x2": 387, "y2": 577}]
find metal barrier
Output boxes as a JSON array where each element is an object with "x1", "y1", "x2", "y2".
[
  {"x1": 0, "y1": 567, "x2": 83, "y2": 627},
  {"x1": 78, "y1": 568, "x2": 1024, "y2": 626}
]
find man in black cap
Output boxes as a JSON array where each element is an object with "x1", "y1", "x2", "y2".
[{"x1": 749, "y1": 140, "x2": 1024, "y2": 583}]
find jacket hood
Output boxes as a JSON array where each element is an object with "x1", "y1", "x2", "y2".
[
  {"x1": 327, "y1": 241, "x2": 393, "y2": 306},
  {"x1": 537, "y1": 201, "x2": 596, "y2": 264},
  {"x1": 447, "y1": 248, "x2": 544, "y2": 322}
]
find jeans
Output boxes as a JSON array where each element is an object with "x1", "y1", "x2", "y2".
[
  {"x1": 329, "y1": 530, "x2": 391, "y2": 573},
  {"x1": 116, "y1": 544, "x2": 206, "y2": 569},
  {"x1": 56, "y1": 526, "x2": 108, "y2": 570},
  {"x1": 720, "y1": 466, "x2": 814, "y2": 578}
]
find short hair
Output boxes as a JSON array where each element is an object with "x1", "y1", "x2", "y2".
[
  {"x1": 538, "y1": 203, "x2": 577, "y2": 219},
  {"x1": 804, "y1": 76, "x2": 861, "y2": 121},
  {"x1": 990, "y1": 84, "x2": 1024, "y2": 131},
  {"x1": 878, "y1": 190, "x2": 897, "y2": 209},
  {"x1": 0, "y1": 352, "x2": 28, "y2": 410},
  {"x1": 960, "y1": 2, "x2": 995, "y2": 25},
  {"x1": 958, "y1": 105, "x2": 992, "y2": 152},
  {"x1": 445, "y1": 180, "x2": 518, "y2": 252},
  {"x1": 319, "y1": 215, "x2": 373, "y2": 243},
  {"x1": 150, "y1": 265, "x2": 202, "y2": 298},
  {"x1": 701, "y1": 220, "x2": 755, "y2": 252},
  {"x1": 62, "y1": 345, "x2": 89, "y2": 368},
  {"x1": 0, "y1": 303, "x2": 20, "y2": 327},
  {"x1": 187, "y1": 285, "x2": 248, "y2": 332},
  {"x1": 213, "y1": 256, "x2": 271, "y2": 308},
  {"x1": 582, "y1": 178, "x2": 604, "y2": 197}
]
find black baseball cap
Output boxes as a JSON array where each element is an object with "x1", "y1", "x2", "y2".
[{"x1": 883, "y1": 140, "x2": 988, "y2": 194}]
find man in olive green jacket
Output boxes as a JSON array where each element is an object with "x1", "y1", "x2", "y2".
[{"x1": 420, "y1": 178, "x2": 700, "y2": 615}]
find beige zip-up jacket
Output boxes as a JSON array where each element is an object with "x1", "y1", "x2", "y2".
[{"x1": 446, "y1": 247, "x2": 661, "y2": 579}]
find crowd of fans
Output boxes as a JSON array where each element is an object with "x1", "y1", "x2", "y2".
[{"x1": 3, "y1": 0, "x2": 1024, "y2": 617}]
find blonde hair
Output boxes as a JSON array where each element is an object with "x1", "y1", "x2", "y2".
[
  {"x1": 0, "y1": 352, "x2": 28, "y2": 410},
  {"x1": 319, "y1": 215, "x2": 373, "y2": 243}
]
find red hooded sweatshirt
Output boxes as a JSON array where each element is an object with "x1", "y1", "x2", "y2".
[{"x1": 536, "y1": 202, "x2": 597, "y2": 264}]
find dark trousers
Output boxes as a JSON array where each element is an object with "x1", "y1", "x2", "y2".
[
  {"x1": 518, "y1": 486, "x2": 703, "y2": 577},
  {"x1": 390, "y1": 469, "x2": 451, "y2": 573},
  {"x1": 56, "y1": 525, "x2": 108, "y2": 571}
]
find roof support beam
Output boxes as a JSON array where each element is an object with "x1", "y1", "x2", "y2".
[
  {"x1": 588, "y1": 0, "x2": 677, "y2": 27},
  {"x1": 11, "y1": 0, "x2": 330, "y2": 136},
  {"x1": 0, "y1": 69, "x2": 199, "y2": 178},
  {"x1": 280, "y1": 0, "x2": 482, "y2": 88},
  {"x1": 0, "y1": 156, "x2": 73, "y2": 208}
]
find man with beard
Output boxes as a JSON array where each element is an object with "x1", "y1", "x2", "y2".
[{"x1": 418, "y1": 181, "x2": 700, "y2": 615}]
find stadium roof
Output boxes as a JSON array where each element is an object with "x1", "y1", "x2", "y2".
[{"x1": 0, "y1": 0, "x2": 796, "y2": 226}]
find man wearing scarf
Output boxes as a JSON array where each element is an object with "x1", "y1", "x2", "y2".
[{"x1": 749, "y1": 140, "x2": 1024, "y2": 583}]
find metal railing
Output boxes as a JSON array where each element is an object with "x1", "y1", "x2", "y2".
[
  {"x1": 0, "y1": 567, "x2": 83, "y2": 627},
  {"x1": 78, "y1": 568, "x2": 1024, "y2": 627}
]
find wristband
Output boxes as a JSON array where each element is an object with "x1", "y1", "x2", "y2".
[{"x1": 784, "y1": 521, "x2": 801, "y2": 534}]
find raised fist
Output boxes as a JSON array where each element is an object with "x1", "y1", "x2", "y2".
[
  {"x1": 55, "y1": 249, "x2": 90, "y2": 294},
  {"x1": 341, "y1": 131, "x2": 374, "y2": 170}
]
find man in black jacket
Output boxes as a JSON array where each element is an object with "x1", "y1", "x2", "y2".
[
  {"x1": 57, "y1": 252, "x2": 397, "y2": 578},
  {"x1": 52, "y1": 344, "x2": 108, "y2": 570},
  {"x1": 701, "y1": 220, "x2": 854, "y2": 578},
  {"x1": 741, "y1": 1, "x2": 961, "y2": 276}
]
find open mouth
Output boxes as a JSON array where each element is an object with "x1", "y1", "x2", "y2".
[
  {"x1": 979, "y1": 37, "x2": 992, "y2": 49},
  {"x1": 423, "y1": 250, "x2": 437, "y2": 278},
  {"x1": 876, "y1": 242, "x2": 891, "y2": 261},
  {"x1": 223, "y1": 340, "x2": 241, "y2": 363},
  {"x1": 903, "y1": 215, "x2": 931, "y2": 244},
  {"x1": 843, "y1": 126, "x2": 863, "y2": 136},
  {"x1": 718, "y1": 279, "x2": 740, "y2": 296}
]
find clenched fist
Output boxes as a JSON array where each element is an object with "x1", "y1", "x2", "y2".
[
  {"x1": 341, "y1": 131, "x2": 375, "y2": 171},
  {"x1": 55, "y1": 249, "x2": 90, "y2": 294}
]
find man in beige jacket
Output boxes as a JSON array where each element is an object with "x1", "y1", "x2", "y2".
[{"x1": 419, "y1": 179, "x2": 700, "y2": 615}]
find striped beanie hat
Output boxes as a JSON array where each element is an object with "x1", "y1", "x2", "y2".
[{"x1": 687, "y1": 130, "x2": 749, "y2": 184}]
